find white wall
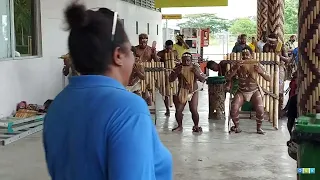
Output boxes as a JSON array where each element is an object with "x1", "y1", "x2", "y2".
[{"x1": 0, "y1": 0, "x2": 162, "y2": 117}]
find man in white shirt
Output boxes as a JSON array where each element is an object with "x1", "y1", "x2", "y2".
[
  {"x1": 285, "y1": 35, "x2": 296, "y2": 56},
  {"x1": 257, "y1": 31, "x2": 267, "y2": 52}
]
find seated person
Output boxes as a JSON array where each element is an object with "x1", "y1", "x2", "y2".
[{"x1": 225, "y1": 48, "x2": 271, "y2": 134}]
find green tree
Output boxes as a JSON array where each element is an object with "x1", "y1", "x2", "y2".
[
  {"x1": 284, "y1": 0, "x2": 298, "y2": 34},
  {"x1": 228, "y1": 18, "x2": 257, "y2": 35},
  {"x1": 14, "y1": 0, "x2": 32, "y2": 53},
  {"x1": 175, "y1": 0, "x2": 298, "y2": 36},
  {"x1": 177, "y1": 14, "x2": 230, "y2": 33}
]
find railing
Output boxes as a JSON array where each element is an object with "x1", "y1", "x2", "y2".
[{"x1": 202, "y1": 33, "x2": 298, "y2": 61}]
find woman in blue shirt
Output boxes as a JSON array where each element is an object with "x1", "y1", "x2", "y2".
[{"x1": 43, "y1": 2, "x2": 172, "y2": 180}]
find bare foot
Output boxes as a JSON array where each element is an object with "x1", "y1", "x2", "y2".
[
  {"x1": 257, "y1": 128, "x2": 265, "y2": 135},
  {"x1": 192, "y1": 126, "x2": 202, "y2": 132},
  {"x1": 172, "y1": 126, "x2": 183, "y2": 132},
  {"x1": 230, "y1": 126, "x2": 242, "y2": 133}
]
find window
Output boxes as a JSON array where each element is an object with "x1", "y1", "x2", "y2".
[
  {"x1": 120, "y1": 0, "x2": 160, "y2": 12},
  {"x1": 136, "y1": 21, "x2": 139, "y2": 35},
  {"x1": 156, "y1": 24, "x2": 158, "y2": 35},
  {"x1": 0, "y1": 1, "x2": 12, "y2": 58},
  {"x1": 0, "y1": 0, "x2": 41, "y2": 60},
  {"x1": 147, "y1": 23, "x2": 149, "y2": 35}
]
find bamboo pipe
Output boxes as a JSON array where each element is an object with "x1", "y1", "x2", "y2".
[{"x1": 273, "y1": 54, "x2": 280, "y2": 129}]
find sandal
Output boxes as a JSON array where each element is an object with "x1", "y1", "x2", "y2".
[{"x1": 192, "y1": 126, "x2": 202, "y2": 132}]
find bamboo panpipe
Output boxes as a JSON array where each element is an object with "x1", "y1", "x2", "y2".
[
  {"x1": 224, "y1": 52, "x2": 280, "y2": 129},
  {"x1": 178, "y1": 66, "x2": 195, "y2": 104},
  {"x1": 162, "y1": 51, "x2": 179, "y2": 106}
]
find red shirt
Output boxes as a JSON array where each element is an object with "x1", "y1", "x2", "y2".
[{"x1": 289, "y1": 78, "x2": 297, "y2": 97}]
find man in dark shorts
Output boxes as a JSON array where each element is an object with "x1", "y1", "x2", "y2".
[{"x1": 232, "y1": 34, "x2": 253, "y2": 54}]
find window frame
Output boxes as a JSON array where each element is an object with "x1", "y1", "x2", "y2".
[{"x1": 1, "y1": 0, "x2": 42, "y2": 61}]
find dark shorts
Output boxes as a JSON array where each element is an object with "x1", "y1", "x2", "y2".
[{"x1": 287, "y1": 95, "x2": 297, "y2": 119}]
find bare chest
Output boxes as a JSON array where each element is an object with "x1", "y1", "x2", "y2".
[{"x1": 136, "y1": 48, "x2": 152, "y2": 62}]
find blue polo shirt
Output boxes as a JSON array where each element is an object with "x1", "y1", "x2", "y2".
[{"x1": 43, "y1": 75, "x2": 172, "y2": 180}]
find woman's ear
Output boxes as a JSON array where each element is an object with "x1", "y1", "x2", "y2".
[{"x1": 112, "y1": 47, "x2": 124, "y2": 66}]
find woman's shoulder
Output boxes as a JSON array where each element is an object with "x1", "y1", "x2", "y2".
[{"x1": 110, "y1": 90, "x2": 150, "y2": 114}]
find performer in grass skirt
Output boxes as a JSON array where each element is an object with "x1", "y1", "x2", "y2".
[{"x1": 169, "y1": 52, "x2": 206, "y2": 132}]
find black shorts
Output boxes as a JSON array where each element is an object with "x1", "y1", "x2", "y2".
[{"x1": 287, "y1": 95, "x2": 297, "y2": 119}]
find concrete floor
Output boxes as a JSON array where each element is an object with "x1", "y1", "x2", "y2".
[{"x1": 0, "y1": 85, "x2": 296, "y2": 180}]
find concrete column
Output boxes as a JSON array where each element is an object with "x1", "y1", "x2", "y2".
[
  {"x1": 297, "y1": 0, "x2": 320, "y2": 115},
  {"x1": 257, "y1": 0, "x2": 268, "y2": 40},
  {"x1": 268, "y1": 0, "x2": 285, "y2": 42}
]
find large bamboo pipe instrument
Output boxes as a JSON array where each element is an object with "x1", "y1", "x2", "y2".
[
  {"x1": 266, "y1": 53, "x2": 270, "y2": 114},
  {"x1": 164, "y1": 52, "x2": 171, "y2": 104},
  {"x1": 273, "y1": 54, "x2": 280, "y2": 129},
  {"x1": 163, "y1": 51, "x2": 178, "y2": 106}
]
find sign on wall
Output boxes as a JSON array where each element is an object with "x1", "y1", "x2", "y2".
[
  {"x1": 162, "y1": 14, "x2": 182, "y2": 19},
  {"x1": 201, "y1": 28, "x2": 210, "y2": 47},
  {"x1": 155, "y1": 0, "x2": 228, "y2": 8}
]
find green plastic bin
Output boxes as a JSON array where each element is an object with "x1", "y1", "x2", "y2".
[
  {"x1": 206, "y1": 76, "x2": 226, "y2": 85},
  {"x1": 294, "y1": 115, "x2": 320, "y2": 179},
  {"x1": 207, "y1": 76, "x2": 226, "y2": 119}
]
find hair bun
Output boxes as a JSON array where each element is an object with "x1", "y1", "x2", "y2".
[{"x1": 64, "y1": 2, "x2": 87, "y2": 29}]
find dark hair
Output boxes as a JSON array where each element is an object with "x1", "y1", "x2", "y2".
[
  {"x1": 252, "y1": 37, "x2": 255, "y2": 39},
  {"x1": 165, "y1": 40, "x2": 173, "y2": 46},
  {"x1": 207, "y1": 61, "x2": 218, "y2": 67},
  {"x1": 64, "y1": 2, "x2": 129, "y2": 75},
  {"x1": 268, "y1": 33, "x2": 278, "y2": 39},
  {"x1": 240, "y1": 34, "x2": 247, "y2": 38}
]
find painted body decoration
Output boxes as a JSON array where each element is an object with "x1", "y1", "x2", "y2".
[{"x1": 226, "y1": 49, "x2": 271, "y2": 134}]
